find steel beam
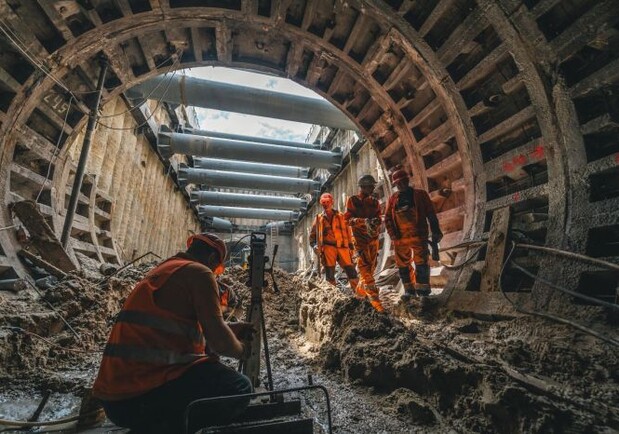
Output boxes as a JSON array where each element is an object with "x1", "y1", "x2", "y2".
[
  {"x1": 182, "y1": 128, "x2": 320, "y2": 149},
  {"x1": 199, "y1": 206, "x2": 299, "y2": 221},
  {"x1": 192, "y1": 191, "x2": 307, "y2": 210},
  {"x1": 201, "y1": 216, "x2": 233, "y2": 231},
  {"x1": 179, "y1": 167, "x2": 320, "y2": 194},
  {"x1": 193, "y1": 158, "x2": 309, "y2": 178},
  {"x1": 159, "y1": 129, "x2": 341, "y2": 172},
  {"x1": 131, "y1": 75, "x2": 357, "y2": 130}
]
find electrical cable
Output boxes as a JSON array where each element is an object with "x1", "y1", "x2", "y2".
[
  {"x1": 0, "y1": 326, "x2": 101, "y2": 354},
  {"x1": 94, "y1": 54, "x2": 181, "y2": 131},
  {"x1": 23, "y1": 280, "x2": 81, "y2": 340},
  {"x1": 97, "y1": 49, "x2": 183, "y2": 119},
  {"x1": 0, "y1": 411, "x2": 99, "y2": 428},
  {"x1": 499, "y1": 242, "x2": 619, "y2": 348},
  {"x1": 509, "y1": 260, "x2": 619, "y2": 310},
  {"x1": 514, "y1": 243, "x2": 619, "y2": 273},
  {"x1": 35, "y1": 95, "x2": 74, "y2": 203}
]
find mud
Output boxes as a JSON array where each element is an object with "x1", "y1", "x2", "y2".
[{"x1": 0, "y1": 258, "x2": 617, "y2": 433}]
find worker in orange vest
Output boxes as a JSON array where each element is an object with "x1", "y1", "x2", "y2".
[
  {"x1": 92, "y1": 233, "x2": 254, "y2": 433},
  {"x1": 310, "y1": 193, "x2": 359, "y2": 292},
  {"x1": 384, "y1": 168, "x2": 442, "y2": 300},
  {"x1": 344, "y1": 175, "x2": 385, "y2": 312}
]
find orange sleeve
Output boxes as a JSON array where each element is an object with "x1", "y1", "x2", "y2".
[{"x1": 184, "y1": 263, "x2": 223, "y2": 319}]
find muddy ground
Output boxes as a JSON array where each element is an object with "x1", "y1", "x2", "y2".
[{"x1": 0, "y1": 257, "x2": 617, "y2": 433}]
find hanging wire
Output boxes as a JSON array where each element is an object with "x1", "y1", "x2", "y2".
[
  {"x1": 35, "y1": 95, "x2": 74, "y2": 203},
  {"x1": 95, "y1": 51, "x2": 183, "y2": 131},
  {"x1": 499, "y1": 242, "x2": 619, "y2": 347},
  {"x1": 97, "y1": 48, "x2": 183, "y2": 119}
]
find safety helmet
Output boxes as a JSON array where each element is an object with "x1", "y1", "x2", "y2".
[
  {"x1": 358, "y1": 175, "x2": 377, "y2": 187},
  {"x1": 390, "y1": 168, "x2": 410, "y2": 184},
  {"x1": 319, "y1": 193, "x2": 334, "y2": 206},
  {"x1": 186, "y1": 233, "x2": 227, "y2": 275}
]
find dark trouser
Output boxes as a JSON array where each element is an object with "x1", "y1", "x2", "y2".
[{"x1": 101, "y1": 361, "x2": 253, "y2": 434}]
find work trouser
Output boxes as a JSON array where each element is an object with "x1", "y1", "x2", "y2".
[
  {"x1": 392, "y1": 207, "x2": 431, "y2": 287},
  {"x1": 354, "y1": 239, "x2": 379, "y2": 294},
  {"x1": 101, "y1": 362, "x2": 253, "y2": 434},
  {"x1": 322, "y1": 244, "x2": 358, "y2": 288}
]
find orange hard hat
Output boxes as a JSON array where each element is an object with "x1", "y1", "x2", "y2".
[
  {"x1": 186, "y1": 233, "x2": 227, "y2": 275},
  {"x1": 319, "y1": 193, "x2": 334, "y2": 206},
  {"x1": 390, "y1": 168, "x2": 409, "y2": 184}
]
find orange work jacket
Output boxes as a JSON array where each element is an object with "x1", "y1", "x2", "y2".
[
  {"x1": 92, "y1": 257, "x2": 215, "y2": 401},
  {"x1": 344, "y1": 194, "x2": 382, "y2": 244},
  {"x1": 310, "y1": 210, "x2": 352, "y2": 248}
]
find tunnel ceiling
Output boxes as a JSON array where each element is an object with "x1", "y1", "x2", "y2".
[{"x1": 0, "y1": 0, "x2": 618, "y2": 265}]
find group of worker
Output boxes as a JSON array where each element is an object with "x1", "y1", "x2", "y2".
[
  {"x1": 309, "y1": 166, "x2": 442, "y2": 312},
  {"x1": 91, "y1": 165, "x2": 440, "y2": 432}
]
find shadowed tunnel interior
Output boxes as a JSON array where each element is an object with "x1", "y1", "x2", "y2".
[{"x1": 0, "y1": 1, "x2": 618, "y2": 432}]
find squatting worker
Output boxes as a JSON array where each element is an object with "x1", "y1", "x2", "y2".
[
  {"x1": 384, "y1": 167, "x2": 443, "y2": 300},
  {"x1": 310, "y1": 192, "x2": 360, "y2": 292},
  {"x1": 92, "y1": 233, "x2": 254, "y2": 433},
  {"x1": 344, "y1": 175, "x2": 385, "y2": 312}
]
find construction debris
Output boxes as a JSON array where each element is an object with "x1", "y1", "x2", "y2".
[{"x1": 0, "y1": 261, "x2": 617, "y2": 433}]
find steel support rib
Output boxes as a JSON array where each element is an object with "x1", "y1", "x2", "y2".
[
  {"x1": 131, "y1": 75, "x2": 357, "y2": 130},
  {"x1": 61, "y1": 61, "x2": 107, "y2": 248},
  {"x1": 191, "y1": 191, "x2": 307, "y2": 210},
  {"x1": 179, "y1": 167, "x2": 320, "y2": 194},
  {"x1": 193, "y1": 158, "x2": 309, "y2": 178},
  {"x1": 199, "y1": 206, "x2": 299, "y2": 221},
  {"x1": 159, "y1": 130, "x2": 342, "y2": 172},
  {"x1": 182, "y1": 128, "x2": 321, "y2": 149}
]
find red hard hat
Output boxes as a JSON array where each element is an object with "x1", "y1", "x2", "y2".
[
  {"x1": 390, "y1": 168, "x2": 409, "y2": 184},
  {"x1": 319, "y1": 193, "x2": 334, "y2": 206},
  {"x1": 186, "y1": 233, "x2": 227, "y2": 274}
]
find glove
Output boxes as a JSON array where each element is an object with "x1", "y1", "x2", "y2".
[{"x1": 432, "y1": 232, "x2": 443, "y2": 243}]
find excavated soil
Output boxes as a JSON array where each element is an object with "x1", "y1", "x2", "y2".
[{"x1": 0, "y1": 258, "x2": 617, "y2": 433}]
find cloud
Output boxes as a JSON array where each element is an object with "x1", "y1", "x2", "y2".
[{"x1": 265, "y1": 79, "x2": 277, "y2": 89}]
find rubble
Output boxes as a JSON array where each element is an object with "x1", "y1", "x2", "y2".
[{"x1": 1, "y1": 260, "x2": 617, "y2": 433}]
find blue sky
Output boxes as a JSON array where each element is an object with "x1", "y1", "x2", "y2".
[{"x1": 184, "y1": 67, "x2": 323, "y2": 142}]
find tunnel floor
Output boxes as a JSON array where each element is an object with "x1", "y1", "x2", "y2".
[{"x1": 0, "y1": 258, "x2": 617, "y2": 433}]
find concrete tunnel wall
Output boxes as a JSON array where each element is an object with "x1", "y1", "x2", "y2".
[{"x1": 0, "y1": 1, "x2": 617, "y2": 305}]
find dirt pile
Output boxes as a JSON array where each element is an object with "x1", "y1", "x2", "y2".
[
  {"x1": 298, "y1": 280, "x2": 619, "y2": 433},
  {"x1": 0, "y1": 255, "x2": 157, "y2": 393}
]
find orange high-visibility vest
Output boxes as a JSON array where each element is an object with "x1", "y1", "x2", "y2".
[
  {"x1": 316, "y1": 211, "x2": 352, "y2": 248},
  {"x1": 92, "y1": 257, "x2": 216, "y2": 401}
]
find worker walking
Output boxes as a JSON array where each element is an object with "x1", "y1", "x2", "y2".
[
  {"x1": 310, "y1": 193, "x2": 359, "y2": 292},
  {"x1": 384, "y1": 167, "x2": 443, "y2": 300},
  {"x1": 92, "y1": 233, "x2": 254, "y2": 433},
  {"x1": 344, "y1": 175, "x2": 385, "y2": 312}
]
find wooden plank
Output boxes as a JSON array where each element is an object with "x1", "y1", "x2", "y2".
[
  {"x1": 417, "y1": 120, "x2": 453, "y2": 155},
  {"x1": 215, "y1": 23, "x2": 232, "y2": 64},
  {"x1": 35, "y1": 0, "x2": 74, "y2": 41},
  {"x1": 479, "y1": 207, "x2": 511, "y2": 292},
  {"x1": 477, "y1": 105, "x2": 536, "y2": 144},
  {"x1": 190, "y1": 27, "x2": 204, "y2": 63},
  {"x1": 407, "y1": 98, "x2": 441, "y2": 129},
  {"x1": 301, "y1": 0, "x2": 318, "y2": 31},
  {"x1": 457, "y1": 44, "x2": 508, "y2": 90},
  {"x1": 17, "y1": 249, "x2": 67, "y2": 279},
  {"x1": 10, "y1": 200, "x2": 77, "y2": 272},
  {"x1": 418, "y1": 0, "x2": 455, "y2": 37},
  {"x1": 446, "y1": 291, "x2": 529, "y2": 318},
  {"x1": 570, "y1": 57, "x2": 619, "y2": 99},
  {"x1": 530, "y1": 0, "x2": 562, "y2": 18},
  {"x1": 437, "y1": 8, "x2": 486, "y2": 65},
  {"x1": 137, "y1": 35, "x2": 157, "y2": 71},
  {"x1": 114, "y1": 0, "x2": 134, "y2": 16},
  {"x1": 285, "y1": 41, "x2": 304, "y2": 78},
  {"x1": 343, "y1": 14, "x2": 367, "y2": 54},
  {"x1": 0, "y1": 65, "x2": 21, "y2": 92}
]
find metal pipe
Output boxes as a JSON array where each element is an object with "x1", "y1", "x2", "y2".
[
  {"x1": 191, "y1": 191, "x2": 307, "y2": 210},
  {"x1": 199, "y1": 206, "x2": 299, "y2": 221},
  {"x1": 159, "y1": 130, "x2": 342, "y2": 172},
  {"x1": 131, "y1": 75, "x2": 357, "y2": 130},
  {"x1": 182, "y1": 128, "x2": 320, "y2": 149},
  {"x1": 193, "y1": 158, "x2": 309, "y2": 178},
  {"x1": 179, "y1": 167, "x2": 320, "y2": 194},
  {"x1": 61, "y1": 60, "x2": 107, "y2": 248},
  {"x1": 201, "y1": 216, "x2": 233, "y2": 231}
]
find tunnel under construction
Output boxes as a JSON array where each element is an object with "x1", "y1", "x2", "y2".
[{"x1": 0, "y1": 1, "x2": 618, "y2": 433}]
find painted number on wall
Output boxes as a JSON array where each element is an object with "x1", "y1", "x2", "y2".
[{"x1": 43, "y1": 92, "x2": 71, "y2": 117}]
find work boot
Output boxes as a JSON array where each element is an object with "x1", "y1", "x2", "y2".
[
  {"x1": 401, "y1": 282, "x2": 416, "y2": 301},
  {"x1": 415, "y1": 283, "x2": 431, "y2": 297},
  {"x1": 368, "y1": 295, "x2": 385, "y2": 313}
]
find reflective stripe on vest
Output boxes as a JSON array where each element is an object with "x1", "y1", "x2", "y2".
[
  {"x1": 116, "y1": 310, "x2": 204, "y2": 346},
  {"x1": 103, "y1": 343, "x2": 206, "y2": 365}
]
